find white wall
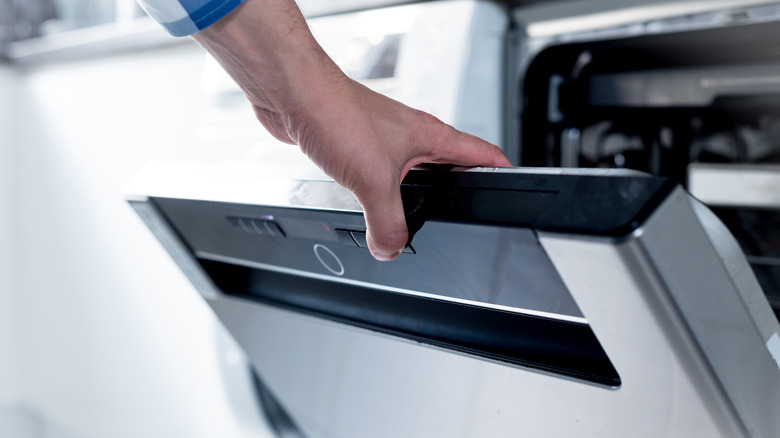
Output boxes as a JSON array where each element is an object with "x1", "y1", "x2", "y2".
[
  {"x1": 0, "y1": 65, "x2": 22, "y2": 408},
  {"x1": 10, "y1": 43, "x2": 273, "y2": 438}
]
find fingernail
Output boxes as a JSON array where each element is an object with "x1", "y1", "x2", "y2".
[{"x1": 371, "y1": 248, "x2": 403, "y2": 262}]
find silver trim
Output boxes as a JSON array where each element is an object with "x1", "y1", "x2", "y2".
[
  {"x1": 129, "y1": 200, "x2": 221, "y2": 300},
  {"x1": 458, "y1": 166, "x2": 649, "y2": 177},
  {"x1": 768, "y1": 333, "x2": 780, "y2": 369},
  {"x1": 197, "y1": 251, "x2": 590, "y2": 325}
]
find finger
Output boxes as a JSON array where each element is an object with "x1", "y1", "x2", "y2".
[
  {"x1": 417, "y1": 123, "x2": 511, "y2": 169},
  {"x1": 354, "y1": 176, "x2": 408, "y2": 262},
  {"x1": 437, "y1": 129, "x2": 512, "y2": 167}
]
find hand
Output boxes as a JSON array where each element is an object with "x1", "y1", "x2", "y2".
[
  {"x1": 194, "y1": 0, "x2": 510, "y2": 261},
  {"x1": 281, "y1": 78, "x2": 510, "y2": 260}
]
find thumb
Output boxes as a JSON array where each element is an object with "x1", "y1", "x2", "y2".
[{"x1": 355, "y1": 178, "x2": 408, "y2": 262}]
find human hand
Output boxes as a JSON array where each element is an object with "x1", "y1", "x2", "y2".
[
  {"x1": 275, "y1": 77, "x2": 511, "y2": 260},
  {"x1": 194, "y1": 0, "x2": 510, "y2": 261}
]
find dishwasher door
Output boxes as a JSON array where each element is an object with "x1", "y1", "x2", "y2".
[{"x1": 127, "y1": 163, "x2": 780, "y2": 438}]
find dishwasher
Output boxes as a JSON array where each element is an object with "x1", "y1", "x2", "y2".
[{"x1": 127, "y1": 1, "x2": 780, "y2": 436}]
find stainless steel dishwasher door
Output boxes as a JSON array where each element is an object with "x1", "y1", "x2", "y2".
[{"x1": 127, "y1": 163, "x2": 780, "y2": 438}]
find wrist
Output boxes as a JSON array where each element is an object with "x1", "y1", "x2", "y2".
[
  {"x1": 192, "y1": 0, "x2": 347, "y2": 144},
  {"x1": 194, "y1": 1, "x2": 335, "y2": 108}
]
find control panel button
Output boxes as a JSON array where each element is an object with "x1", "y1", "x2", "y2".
[
  {"x1": 263, "y1": 221, "x2": 286, "y2": 237},
  {"x1": 227, "y1": 216, "x2": 243, "y2": 231},
  {"x1": 251, "y1": 219, "x2": 268, "y2": 235},
  {"x1": 350, "y1": 230, "x2": 369, "y2": 248},
  {"x1": 335, "y1": 229, "x2": 358, "y2": 246},
  {"x1": 347, "y1": 230, "x2": 415, "y2": 254},
  {"x1": 226, "y1": 216, "x2": 286, "y2": 238},
  {"x1": 313, "y1": 244, "x2": 345, "y2": 276},
  {"x1": 237, "y1": 218, "x2": 254, "y2": 233}
]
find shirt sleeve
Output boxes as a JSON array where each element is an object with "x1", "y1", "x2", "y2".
[{"x1": 137, "y1": 0, "x2": 246, "y2": 37}]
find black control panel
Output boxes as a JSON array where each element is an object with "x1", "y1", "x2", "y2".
[{"x1": 142, "y1": 169, "x2": 674, "y2": 386}]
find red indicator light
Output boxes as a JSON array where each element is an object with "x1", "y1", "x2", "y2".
[{"x1": 323, "y1": 224, "x2": 331, "y2": 232}]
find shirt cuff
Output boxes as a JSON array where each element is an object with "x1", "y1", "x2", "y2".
[{"x1": 138, "y1": 0, "x2": 246, "y2": 37}]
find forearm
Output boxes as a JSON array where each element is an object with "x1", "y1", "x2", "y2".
[{"x1": 191, "y1": 0, "x2": 344, "y2": 144}]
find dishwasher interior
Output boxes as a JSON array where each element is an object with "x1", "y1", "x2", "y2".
[{"x1": 516, "y1": 1, "x2": 780, "y2": 321}]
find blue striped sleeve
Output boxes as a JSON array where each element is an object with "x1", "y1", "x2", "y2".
[{"x1": 137, "y1": 0, "x2": 246, "y2": 36}]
